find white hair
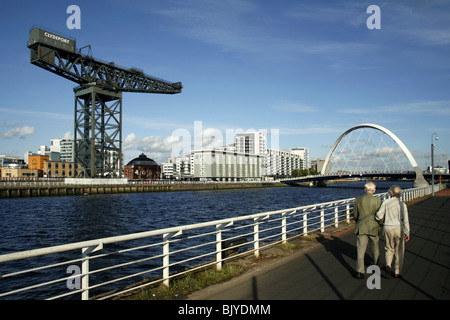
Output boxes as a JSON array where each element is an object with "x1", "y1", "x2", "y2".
[
  {"x1": 388, "y1": 185, "x2": 402, "y2": 197},
  {"x1": 364, "y1": 182, "x2": 376, "y2": 192}
]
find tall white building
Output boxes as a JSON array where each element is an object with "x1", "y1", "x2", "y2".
[
  {"x1": 235, "y1": 132, "x2": 266, "y2": 157},
  {"x1": 290, "y1": 147, "x2": 309, "y2": 170},
  {"x1": 50, "y1": 138, "x2": 75, "y2": 162}
]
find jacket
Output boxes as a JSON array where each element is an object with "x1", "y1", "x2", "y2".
[
  {"x1": 375, "y1": 197, "x2": 410, "y2": 236},
  {"x1": 353, "y1": 192, "x2": 382, "y2": 236}
]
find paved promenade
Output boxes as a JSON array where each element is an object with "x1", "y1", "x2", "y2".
[{"x1": 187, "y1": 187, "x2": 450, "y2": 300}]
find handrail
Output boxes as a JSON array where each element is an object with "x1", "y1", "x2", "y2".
[{"x1": 0, "y1": 184, "x2": 445, "y2": 300}]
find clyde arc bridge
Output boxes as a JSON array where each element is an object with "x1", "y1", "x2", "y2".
[{"x1": 282, "y1": 123, "x2": 445, "y2": 187}]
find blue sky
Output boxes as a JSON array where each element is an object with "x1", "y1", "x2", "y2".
[{"x1": 0, "y1": 0, "x2": 449, "y2": 171}]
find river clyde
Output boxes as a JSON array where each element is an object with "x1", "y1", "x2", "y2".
[
  {"x1": 0, "y1": 181, "x2": 412, "y2": 253},
  {"x1": 0, "y1": 180, "x2": 413, "y2": 299}
]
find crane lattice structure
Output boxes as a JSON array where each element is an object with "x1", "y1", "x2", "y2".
[{"x1": 27, "y1": 28, "x2": 182, "y2": 178}]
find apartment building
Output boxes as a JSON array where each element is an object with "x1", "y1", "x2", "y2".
[
  {"x1": 235, "y1": 132, "x2": 266, "y2": 157},
  {"x1": 51, "y1": 138, "x2": 75, "y2": 162},
  {"x1": 160, "y1": 161, "x2": 174, "y2": 179},
  {"x1": 266, "y1": 149, "x2": 305, "y2": 178},
  {"x1": 44, "y1": 160, "x2": 82, "y2": 178},
  {"x1": 192, "y1": 149, "x2": 263, "y2": 181},
  {"x1": 172, "y1": 131, "x2": 309, "y2": 180},
  {"x1": 175, "y1": 155, "x2": 194, "y2": 179},
  {"x1": 290, "y1": 147, "x2": 309, "y2": 170}
]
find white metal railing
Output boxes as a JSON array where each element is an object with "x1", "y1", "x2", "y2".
[
  {"x1": 0, "y1": 184, "x2": 445, "y2": 300},
  {"x1": 0, "y1": 178, "x2": 272, "y2": 187},
  {"x1": 279, "y1": 170, "x2": 416, "y2": 181}
]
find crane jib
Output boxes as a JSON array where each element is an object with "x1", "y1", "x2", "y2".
[{"x1": 28, "y1": 27, "x2": 182, "y2": 94}]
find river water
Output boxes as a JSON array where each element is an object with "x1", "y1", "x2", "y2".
[{"x1": 0, "y1": 180, "x2": 413, "y2": 299}]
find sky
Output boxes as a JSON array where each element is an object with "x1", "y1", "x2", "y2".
[{"x1": 0, "y1": 0, "x2": 449, "y2": 172}]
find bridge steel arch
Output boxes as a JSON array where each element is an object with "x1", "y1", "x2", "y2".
[{"x1": 321, "y1": 123, "x2": 429, "y2": 188}]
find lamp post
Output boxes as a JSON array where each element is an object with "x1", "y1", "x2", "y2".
[{"x1": 431, "y1": 133, "x2": 438, "y2": 197}]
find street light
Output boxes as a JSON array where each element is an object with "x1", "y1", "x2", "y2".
[{"x1": 431, "y1": 133, "x2": 438, "y2": 197}]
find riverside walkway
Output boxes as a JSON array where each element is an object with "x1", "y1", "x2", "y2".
[{"x1": 187, "y1": 187, "x2": 450, "y2": 300}]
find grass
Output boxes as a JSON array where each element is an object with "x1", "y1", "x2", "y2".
[
  {"x1": 124, "y1": 263, "x2": 245, "y2": 300},
  {"x1": 299, "y1": 234, "x2": 320, "y2": 242},
  {"x1": 122, "y1": 240, "x2": 303, "y2": 300}
]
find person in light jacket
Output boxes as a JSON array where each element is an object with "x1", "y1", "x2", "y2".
[
  {"x1": 376, "y1": 185, "x2": 410, "y2": 278},
  {"x1": 353, "y1": 182, "x2": 382, "y2": 279}
]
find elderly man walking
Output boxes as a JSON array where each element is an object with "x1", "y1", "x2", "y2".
[{"x1": 353, "y1": 182, "x2": 382, "y2": 279}]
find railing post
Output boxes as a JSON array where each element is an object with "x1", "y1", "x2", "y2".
[
  {"x1": 302, "y1": 210, "x2": 308, "y2": 235},
  {"x1": 320, "y1": 207, "x2": 325, "y2": 232},
  {"x1": 334, "y1": 206, "x2": 339, "y2": 228},
  {"x1": 254, "y1": 218, "x2": 260, "y2": 258},
  {"x1": 281, "y1": 213, "x2": 287, "y2": 244},
  {"x1": 216, "y1": 222, "x2": 233, "y2": 271},
  {"x1": 346, "y1": 204, "x2": 350, "y2": 223},
  {"x1": 253, "y1": 216, "x2": 267, "y2": 258},
  {"x1": 162, "y1": 230, "x2": 182, "y2": 287},
  {"x1": 281, "y1": 210, "x2": 296, "y2": 244},
  {"x1": 81, "y1": 242, "x2": 103, "y2": 300}
]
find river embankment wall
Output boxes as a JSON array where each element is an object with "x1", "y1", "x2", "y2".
[{"x1": 0, "y1": 181, "x2": 289, "y2": 198}]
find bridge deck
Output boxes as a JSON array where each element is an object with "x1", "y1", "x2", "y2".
[{"x1": 187, "y1": 187, "x2": 450, "y2": 300}]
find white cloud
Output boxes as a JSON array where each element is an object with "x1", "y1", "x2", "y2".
[
  {"x1": 0, "y1": 108, "x2": 72, "y2": 121},
  {"x1": 123, "y1": 126, "x2": 229, "y2": 162},
  {"x1": 285, "y1": 2, "x2": 366, "y2": 26},
  {"x1": 155, "y1": 0, "x2": 372, "y2": 61},
  {"x1": 338, "y1": 108, "x2": 371, "y2": 115},
  {"x1": 339, "y1": 100, "x2": 450, "y2": 116},
  {"x1": 124, "y1": 133, "x2": 180, "y2": 153},
  {"x1": 63, "y1": 131, "x2": 74, "y2": 140},
  {"x1": 123, "y1": 133, "x2": 180, "y2": 164},
  {"x1": 385, "y1": 100, "x2": 450, "y2": 115},
  {"x1": 0, "y1": 125, "x2": 35, "y2": 139},
  {"x1": 272, "y1": 100, "x2": 318, "y2": 113},
  {"x1": 280, "y1": 126, "x2": 343, "y2": 135},
  {"x1": 386, "y1": 1, "x2": 450, "y2": 47}
]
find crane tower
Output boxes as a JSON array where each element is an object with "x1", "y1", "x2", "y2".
[{"x1": 27, "y1": 27, "x2": 182, "y2": 178}]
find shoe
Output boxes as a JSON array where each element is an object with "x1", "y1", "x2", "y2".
[
  {"x1": 356, "y1": 272, "x2": 365, "y2": 279},
  {"x1": 394, "y1": 274, "x2": 402, "y2": 279}
]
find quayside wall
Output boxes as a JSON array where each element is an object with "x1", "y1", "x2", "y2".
[{"x1": 0, "y1": 182, "x2": 285, "y2": 198}]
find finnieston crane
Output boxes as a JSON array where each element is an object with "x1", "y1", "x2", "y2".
[{"x1": 27, "y1": 27, "x2": 182, "y2": 178}]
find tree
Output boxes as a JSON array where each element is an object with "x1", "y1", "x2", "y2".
[{"x1": 291, "y1": 168, "x2": 318, "y2": 177}]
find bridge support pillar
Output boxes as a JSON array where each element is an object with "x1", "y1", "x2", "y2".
[
  {"x1": 317, "y1": 181, "x2": 327, "y2": 187},
  {"x1": 413, "y1": 166, "x2": 429, "y2": 188}
]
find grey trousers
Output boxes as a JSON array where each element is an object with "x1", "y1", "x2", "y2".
[
  {"x1": 384, "y1": 227, "x2": 405, "y2": 275},
  {"x1": 356, "y1": 234, "x2": 380, "y2": 273}
]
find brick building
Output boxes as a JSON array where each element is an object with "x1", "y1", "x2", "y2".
[{"x1": 124, "y1": 153, "x2": 160, "y2": 180}]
